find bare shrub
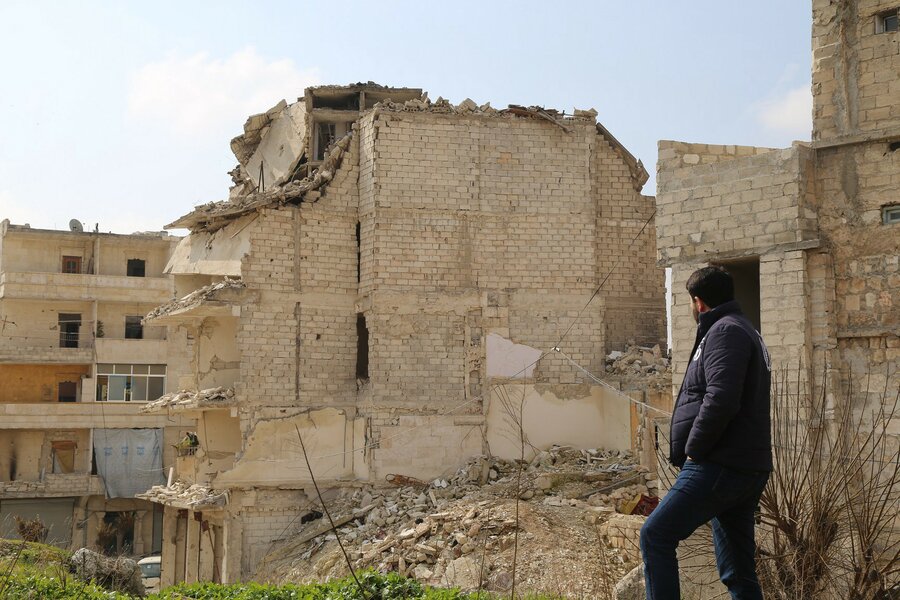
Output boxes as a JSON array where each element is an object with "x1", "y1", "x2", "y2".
[
  {"x1": 757, "y1": 369, "x2": 900, "y2": 599},
  {"x1": 13, "y1": 516, "x2": 48, "y2": 543}
]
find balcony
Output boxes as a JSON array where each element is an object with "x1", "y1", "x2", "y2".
[
  {"x1": 0, "y1": 402, "x2": 195, "y2": 429},
  {"x1": 94, "y1": 338, "x2": 168, "y2": 364},
  {"x1": 0, "y1": 473, "x2": 105, "y2": 499},
  {"x1": 0, "y1": 271, "x2": 172, "y2": 304},
  {"x1": 0, "y1": 342, "x2": 92, "y2": 364}
]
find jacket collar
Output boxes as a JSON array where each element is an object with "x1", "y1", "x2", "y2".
[{"x1": 697, "y1": 300, "x2": 743, "y2": 337}]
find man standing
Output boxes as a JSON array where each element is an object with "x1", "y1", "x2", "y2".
[{"x1": 640, "y1": 266, "x2": 772, "y2": 599}]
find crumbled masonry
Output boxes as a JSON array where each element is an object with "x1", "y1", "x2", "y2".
[
  {"x1": 138, "y1": 479, "x2": 227, "y2": 510},
  {"x1": 143, "y1": 277, "x2": 245, "y2": 322},
  {"x1": 260, "y1": 446, "x2": 657, "y2": 595},
  {"x1": 141, "y1": 387, "x2": 236, "y2": 413}
]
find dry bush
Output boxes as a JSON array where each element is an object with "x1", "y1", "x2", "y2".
[
  {"x1": 13, "y1": 516, "x2": 48, "y2": 543},
  {"x1": 757, "y1": 369, "x2": 900, "y2": 600}
]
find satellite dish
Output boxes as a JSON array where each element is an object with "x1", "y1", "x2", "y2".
[{"x1": 69, "y1": 219, "x2": 84, "y2": 232}]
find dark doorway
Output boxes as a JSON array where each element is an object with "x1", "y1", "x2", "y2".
[
  {"x1": 715, "y1": 258, "x2": 761, "y2": 332},
  {"x1": 57, "y1": 381, "x2": 77, "y2": 403},
  {"x1": 126, "y1": 259, "x2": 146, "y2": 277},
  {"x1": 58, "y1": 314, "x2": 81, "y2": 348}
]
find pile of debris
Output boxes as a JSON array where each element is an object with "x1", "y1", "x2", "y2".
[
  {"x1": 604, "y1": 342, "x2": 670, "y2": 392},
  {"x1": 260, "y1": 446, "x2": 658, "y2": 597},
  {"x1": 375, "y1": 95, "x2": 599, "y2": 129},
  {"x1": 137, "y1": 479, "x2": 227, "y2": 510}
]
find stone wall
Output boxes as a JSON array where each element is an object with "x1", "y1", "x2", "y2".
[{"x1": 812, "y1": 0, "x2": 900, "y2": 141}]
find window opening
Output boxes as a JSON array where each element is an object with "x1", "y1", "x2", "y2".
[
  {"x1": 57, "y1": 381, "x2": 77, "y2": 403},
  {"x1": 51, "y1": 440, "x2": 76, "y2": 473},
  {"x1": 61, "y1": 256, "x2": 82, "y2": 274},
  {"x1": 883, "y1": 205, "x2": 900, "y2": 225},
  {"x1": 876, "y1": 8, "x2": 899, "y2": 33},
  {"x1": 96, "y1": 364, "x2": 166, "y2": 402},
  {"x1": 58, "y1": 313, "x2": 81, "y2": 348},
  {"x1": 356, "y1": 314, "x2": 369, "y2": 381},
  {"x1": 712, "y1": 258, "x2": 761, "y2": 332},
  {"x1": 124, "y1": 316, "x2": 143, "y2": 339},
  {"x1": 356, "y1": 222, "x2": 362, "y2": 283},
  {"x1": 126, "y1": 259, "x2": 146, "y2": 277},
  {"x1": 315, "y1": 122, "x2": 336, "y2": 161}
]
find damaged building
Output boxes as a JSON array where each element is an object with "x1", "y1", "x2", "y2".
[
  {"x1": 139, "y1": 83, "x2": 667, "y2": 585},
  {"x1": 0, "y1": 220, "x2": 192, "y2": 554},
  {"x1": 657, "y1": 0, "x2": 898, "y2": 452}
]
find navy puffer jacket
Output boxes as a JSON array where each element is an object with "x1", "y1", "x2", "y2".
[{"x1": 669, "y1": 300, "x2": 772, "y2": 471}]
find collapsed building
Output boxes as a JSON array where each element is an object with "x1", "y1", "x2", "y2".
[{"x1": 139, "y1": 83, "x2": 668, "y2": 585}]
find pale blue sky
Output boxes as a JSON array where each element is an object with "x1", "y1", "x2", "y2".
[{"x1": 0, "y1": 1, "x2": 812, "y2": 234}]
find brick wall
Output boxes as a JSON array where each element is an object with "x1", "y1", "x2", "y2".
[{"x1": 812, "y1": 0, "x2": 900, "y2": 141}]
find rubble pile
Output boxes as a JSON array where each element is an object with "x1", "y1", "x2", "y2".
[
  {"x1": 137, "y1": 479, "x2": 227, "y2": 510},
  {"x1": 604, "y1": 342, "x2": 670, "y2": 391},
  {"x1": 260, "y1": 446, "x2": 658, "y2": 596},
  {"x1": 375, "y1": 95, "x2": 598, "y2": 129}
]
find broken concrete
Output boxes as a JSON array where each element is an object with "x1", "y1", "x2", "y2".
[{"x1": 141, "y1": 387, "x2": 236, "y2": 413}]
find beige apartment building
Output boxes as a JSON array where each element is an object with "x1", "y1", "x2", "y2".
[
  {"x1": 139, "y1": 83, "x2": 667, "y2": 585},
  {"x1": 0, "y1": 219, "x2": 192, "y2": 555}
]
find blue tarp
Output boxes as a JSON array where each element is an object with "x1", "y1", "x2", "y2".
[{"x1": 93, "y1": 428, "x2": 165, "y2": 498}]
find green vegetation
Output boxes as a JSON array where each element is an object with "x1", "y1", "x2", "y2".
[
  {"x1": 153, "y1": 571, "x2": 476, "y2": 599},
  {"x1": 3, "y1": 541, "x2": 561, "y2": 600}
]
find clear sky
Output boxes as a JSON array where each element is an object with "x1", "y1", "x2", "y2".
[{"x1": 0, "y1": 1, "x2": 813, "y2": 235}]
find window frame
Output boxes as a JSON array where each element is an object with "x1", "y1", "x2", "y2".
[
  {"x1": 875, "y1": 8, "x2": 899, "y2": 33},
  {"x1": 883, "y1": 205, "x2": 900, "y2": 225},
  {"x1": 61, "y1": 255, "x2": 82, "y2": 274},
  {"x1": 96, "y1": 363, "x2": 166, "y2": 402}
]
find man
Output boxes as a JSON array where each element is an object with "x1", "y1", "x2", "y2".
[{"x1": 640, "y1": 265, "x2": 772, "y2": 599}]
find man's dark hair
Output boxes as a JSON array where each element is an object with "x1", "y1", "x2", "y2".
[{"x1": 686, "y1": 265, "x2": 734, "y2": 308}]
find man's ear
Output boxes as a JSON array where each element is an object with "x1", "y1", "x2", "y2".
[{"x1": 694, "y1": 297, "x2": 711, "y2": 313}]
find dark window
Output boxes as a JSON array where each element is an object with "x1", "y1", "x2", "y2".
[
  {"x1": 126, "y1": 259, "x2": 146, "y2": 277},
  {"x1": 57, "y1": 381, "x2": 77, "y2": 403},
  {"x1": 883, "y1": 205, "x2": 900, "y2": 225},
  {"x1": 61, "y1": 256, "x2": 82, "y2": 274},
  {"x1": 59, "y1": 313, "x2": 81, "y2": 348},
  {"x1": 356, "y1": 314, "x2": 369, "y2": 381},
  {"x1": 125, "y1": 316, "x2": 143, "y2": 339},
  {"x1": 876, "y1": 9, "x2": 899, "y2": 33}
]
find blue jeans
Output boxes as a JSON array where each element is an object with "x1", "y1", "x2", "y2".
[{"x1": 640, "y1": 459, "x2": 769, "y2": 600}]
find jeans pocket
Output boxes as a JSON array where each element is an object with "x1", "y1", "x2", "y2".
[{"x1": 711, "y1": 467, "x2": 759, "y2": 504}]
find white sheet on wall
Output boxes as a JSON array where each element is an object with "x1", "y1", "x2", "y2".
[{"x1": 93, "y1": 428, "x2": 165, "y2": 498}]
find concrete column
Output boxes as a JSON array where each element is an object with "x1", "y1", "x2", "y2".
[
  {"x1": 185, "y1": 513, "x2": 200, "y2": 583},
  {"x1": 221, "y1": 514, "x2": 243, "y2": 584},
  {"x1": 198, "y1": 518, "x2": 214, "y2": 582},
  {"x1": 132, "y1": 510, "x2": 146, "y2": 555},
  {"x1": 160, "y1": 508, "x2": 178, "y2": 588}
]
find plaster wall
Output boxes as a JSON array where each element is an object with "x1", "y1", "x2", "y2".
[{"x1": 0, "y1": 364, "x2": 90, "y2": 403}]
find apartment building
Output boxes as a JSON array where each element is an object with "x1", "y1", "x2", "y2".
[{"x1": 0, "y1": 219, "x2": 192, "y2": 555}]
